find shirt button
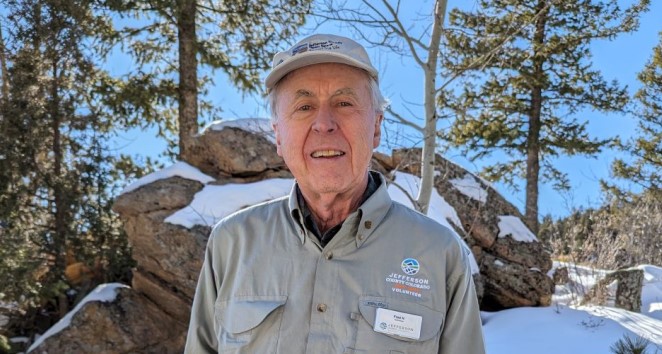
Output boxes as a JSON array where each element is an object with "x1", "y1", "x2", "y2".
[
  {"x1": 325, "y1": 252, "x2": 333, "y2": 260},
  {"x1": 317, "y1": 303, "x2": 328, "y2": 312},
  {"x1": 357, "y1": 234, "x2": 364, "y2": 241},
  {"x1": 364, "y1": 220, "x2": 372, "y2": 229}
]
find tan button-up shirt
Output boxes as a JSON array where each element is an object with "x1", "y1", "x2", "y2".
[{"x1": 185, "y1": 173, "x2": 485, "y2": 354}]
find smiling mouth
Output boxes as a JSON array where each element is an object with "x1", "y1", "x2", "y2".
[{"x1": 311, "y1": 150, "x2": 345, "y2": 158}]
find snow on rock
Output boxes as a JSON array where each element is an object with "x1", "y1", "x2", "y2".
[
  {"x1": 162, "y1": 170, "x2": 479, "y2": 274},
  {"x1": 120, "y1": 161, "x2": 215, "y2": 195},
  {"x1": 449, "y1": 173, "x2": 488, "y2": 203},
  {"x1": 27, "y1": 283, "x2": 129, "y2": 352},
  {"x1": 204, "y1": 118, "x2": 275, "y2": 144},
  {"x1": 388, "y1": 172, "x2": 463, "y2": 231},
  {"x1": 497, "y1": 215, "x2": 538, "y2": 242},
  {"x1": 165, "y1": 178, "x2": 294, "y2": 228},
  {"x1": 639, "y1": 265, "x2": 662, "y2": 321},
  {"x1": 387, "y1": 171, "x2": 479, "y2": 274}
]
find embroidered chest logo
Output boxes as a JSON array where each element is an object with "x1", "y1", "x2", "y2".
[
  {"x1": 385, "y1": 258, "x2": 431, "y2": 298},
  {"x1": 401, "y1": 258, "x2": 420, "y2": 275}
]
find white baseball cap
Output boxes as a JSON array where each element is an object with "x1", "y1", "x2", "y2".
[{"x1": 264, "y1": 34, "x2": 378, "y2": 91}]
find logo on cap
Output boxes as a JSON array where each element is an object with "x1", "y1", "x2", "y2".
[{"x1": 291, "y1": 43, "x2": 309, "y2": 56}]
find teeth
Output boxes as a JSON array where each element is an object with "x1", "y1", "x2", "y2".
[{"x1": 312, "y1": 150, "x2": 344, "y2": 158}]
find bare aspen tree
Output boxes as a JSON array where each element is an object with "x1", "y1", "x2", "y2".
[{"x1": 319, "y1": 0, "x2": 447, "y2": 213}]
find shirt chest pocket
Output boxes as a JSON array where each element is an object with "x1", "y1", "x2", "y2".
[
  {"x1": 351, "y1": 296, "x2": 445, "y2": 354},
  {"x1": 214, "y1": 295, "x2": 287, "y2": 354}
]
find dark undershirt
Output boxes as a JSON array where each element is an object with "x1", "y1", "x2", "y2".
[{"x1": 296, "y1": 173, "x2": 379, "y2": 247}]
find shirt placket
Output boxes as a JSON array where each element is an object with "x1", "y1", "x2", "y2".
[{"x1": 304, "y1": 214, "x2": 359, "y2": 353}]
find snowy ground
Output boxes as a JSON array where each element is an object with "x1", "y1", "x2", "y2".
[
  {"x1": 483, "y1": 263, "x2": 662, "y2": 353},
  {"x1": 12, "y1": 157, "x2": 662, "y2": 353},
  {"x1": 18, "y1": 263, "x2": 662, "y2": 353}
]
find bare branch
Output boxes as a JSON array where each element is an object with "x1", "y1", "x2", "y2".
[
  {"x1": 377, "y1": 0, "x2": 426, "y2": 66},
  {"x1": 386, "y1": 107, "x2": 424, "y2": 132}
]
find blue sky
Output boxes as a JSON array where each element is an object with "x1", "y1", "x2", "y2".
[{"x1": 112, "y1": 0, "x2": 662, "y2": 219}]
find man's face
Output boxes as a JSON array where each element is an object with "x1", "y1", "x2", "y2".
[{"x1": 272, "y1": 63, "x2": 383, "y2": 199}]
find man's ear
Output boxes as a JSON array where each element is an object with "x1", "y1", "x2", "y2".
[
  {"x1": 272, "y1": 122, "x2": 283, "y2": 156},
  {"x1": 373, "y1": 113, "x2": 383, "y2": 149}
]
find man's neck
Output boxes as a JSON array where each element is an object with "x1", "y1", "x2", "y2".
[{"x1": 299, "y1": 175, "x2": 369, "y2": 235}]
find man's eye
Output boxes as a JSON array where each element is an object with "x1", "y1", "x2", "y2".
[
  {"x1": 298, "y1": 105, "x2": 312, "y2": 111},
  {"x1": 339, "y1": 101, "x2": 353, "y2": 107}
]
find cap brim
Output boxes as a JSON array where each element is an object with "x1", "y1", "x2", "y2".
[{"x1": 265, "y1": 51, "x2": 378, "y2": 90}]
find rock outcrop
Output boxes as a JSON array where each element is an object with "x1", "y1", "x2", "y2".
[
  {"x1": 582, "y1": 268, "x2": 644, "y2": 312},
  {"x1": 186, "y1": 119, "x2": 287, "y2": 179},
  {"x1": 29, "y1": 119, "x2": 555, "y2": 352},
  {"x1": 29, "y1": 287, "x2": 185, "y2": 354},
  {"x1": 386, "y1": 148, "x2": 554, "y2": 310}
]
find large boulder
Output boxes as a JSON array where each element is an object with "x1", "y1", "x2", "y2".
[
  {"x1": 29, "y1": 118, "x2": 555, "y2": 352},
  {"x1": 113, "y1": 175, "x2": 210, "y2": 323},
  {"x1": 28, "y1": 285, "x2": 185, "y2": 354},
  {"x1": 388, "y1": 148, "x2": 554, "y2": 309},
  {"x1": 186, "y1": 119, "x2": 287, "y2": 178}
]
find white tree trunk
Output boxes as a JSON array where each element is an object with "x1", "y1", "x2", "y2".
[{"x1": 416, "y1": 0, "x2": 447, "y2": 213}]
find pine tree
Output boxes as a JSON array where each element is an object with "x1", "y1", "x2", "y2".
[
  {"x1": 104, "y1": 0, "x2": 312, "y2": 160},
  {"x1": 0, "y1": 0, "x2": 133, "y2": 325},
  {"x1": 610, "y1": 31, "x2": 662, "y2": 197},
  {"x1": 443, "y1": 0, "x2": 649, "y2": 233}
]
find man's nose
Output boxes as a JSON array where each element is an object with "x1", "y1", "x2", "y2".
[{"x1": 312, "y1": 105, "x2": 337, "y2": 133}]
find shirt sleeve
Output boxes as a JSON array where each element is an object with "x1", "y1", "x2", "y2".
[
  {"x1": 184, "y1": 233, "x2": 220, "y2": 354},
  {"x1": 438, "y1": 247, "x2": 486, "y2": 354}
]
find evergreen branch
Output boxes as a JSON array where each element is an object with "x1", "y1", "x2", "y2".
[{"x1": 438, "y1": 1, "x2": 552, "y2": 94}]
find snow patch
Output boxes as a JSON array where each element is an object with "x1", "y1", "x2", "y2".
[
  {"x1": 494, "y1": 260, "x2": 504, "y2": 267},
  {"x1": 27, "y1": 283, "x2": 129, "y2": 352},
  {"x1": 638, "y1": 264, "x2": 662, "y2": 321},
  {"x1": 120, "y1": 161, "x2": 215, "y2": 195},
  {"x1": 388, "y1": 172, "x2": 463, "y2": 231},
  {"x1": 204, "y1": 118, "x2": 275, "y2": 144},
  {"x1": 165, "y1": 179, "x2": 294, "y2": 228},
  {"x1": 161, "y1": 169, "x2": 479, "y2": 273},
  {"x1": 497, "y1": 215, "x2": 538, "y2": 242},
  {"x1": 482, "y1": 305, "x2": 662, "y2": 354},
  {"x1": 449, "y1": 173, "x2": 488, "y2": 203},
  {"x1": 551, "y1": 262, "x2": 662, "y2": 322}
]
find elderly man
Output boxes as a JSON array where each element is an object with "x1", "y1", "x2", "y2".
[{"x1": 185, "y1": 34, "x2": 485, "y2": 354}]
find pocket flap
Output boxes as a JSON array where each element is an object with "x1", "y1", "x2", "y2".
[
  {"x1": 358, "y1": 296, "x2": 445, "y2": 341},
  {"x1": 216, "y1": 295, "x2": 287, "y2": 334}
]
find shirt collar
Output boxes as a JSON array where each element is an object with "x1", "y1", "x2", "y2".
[
  {"x1": 355, "y1": 172, "x2": 392, "y2": 248},
  {"x1": 288, "y1": 171, "x2": 392, "y2": 247}
]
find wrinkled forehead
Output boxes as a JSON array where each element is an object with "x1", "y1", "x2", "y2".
[{"x1": 275, "y1": 63, "x2": 372, "y2": 96}]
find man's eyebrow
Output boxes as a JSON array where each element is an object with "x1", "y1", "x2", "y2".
[
  {"x1": 332, "y1": 88, "x2": 358, "y2": 98},
  {"x1": 295, "y1": 89, "x2": 314, "y2": 98}
]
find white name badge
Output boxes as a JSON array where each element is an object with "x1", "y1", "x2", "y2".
[{"x1": 373, "y1": 308, "x2": 422, "y2": 340}]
